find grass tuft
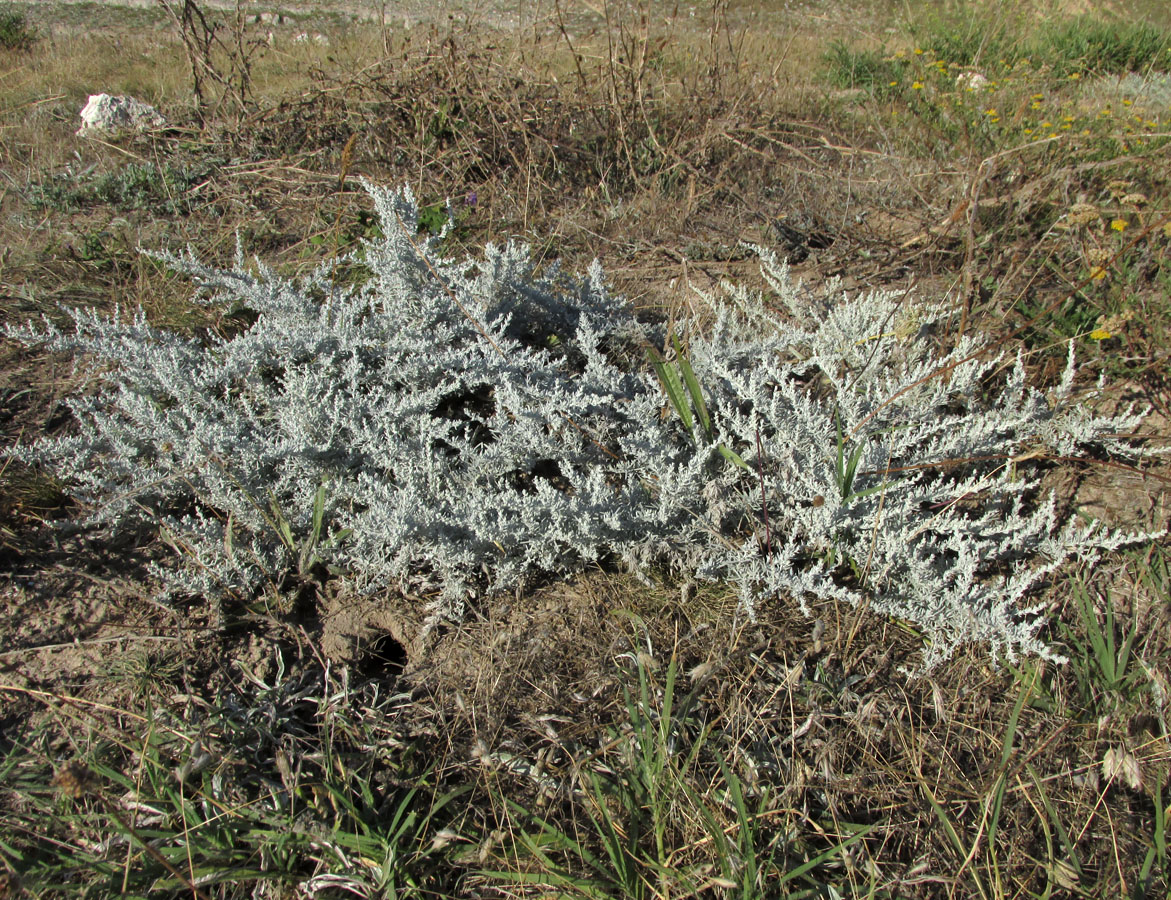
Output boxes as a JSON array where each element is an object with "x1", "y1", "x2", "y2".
[{"x1": 0, "y1": 4, "x2": 35, "y2": 52}]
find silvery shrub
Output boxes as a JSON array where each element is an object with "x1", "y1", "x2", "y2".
[{"x1": 9, "y1": 183, "x2": 1156, "y2": 668}]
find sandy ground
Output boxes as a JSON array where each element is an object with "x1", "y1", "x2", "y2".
[
  {"x1": 12, "y1": 0, "x2": 627, "y2": 31},
  {"x1": 11, "y1": 0, "x2": 834, "y2": 38}
]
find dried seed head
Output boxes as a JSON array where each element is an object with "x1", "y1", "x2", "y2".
[
  {"x1": 1067, "y1": 203, "x2": 1099, "y2": 226},
  {"x1": 1102, "y1": 745, "x2": 1143, "y2": 791},
  {"x1": 52, "y1": 760, "x2": 94, "y2": 799}
]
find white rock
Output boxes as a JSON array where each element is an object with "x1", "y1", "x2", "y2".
[
  {"x1": 77, "y1": 94, "x2": 165, "y2": 137},
  {"x1": 956, "y1": 71, "x2": 989, "y2": 91}
]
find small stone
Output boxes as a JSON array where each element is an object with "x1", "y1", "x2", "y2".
[
  {"x1": 77, "y1": 93, "x2": 165, "y2": 137},
  {"x1": 956, "y1": 71, "x2": 989, "y2": 91}
]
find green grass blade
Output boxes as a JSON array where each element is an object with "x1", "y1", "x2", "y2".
[
  {"x1": 986, "y1": 666, "x2": 1037, "y2": 887},
  {"x1": 505, "y1": 797, "x2": 605, "y2": 875},
  {"x1": 723, "y1": 764, "x2": 763, "y2": 890},
  {"x1": 588, "y1": 773, "x2": 642, "y2": 896},
  {"x1": 1026, "y1": 763, "x2": 1084, "y2": 880},
  {"x1": 1136, "y1": 781, "x2": 1167, "y2": 893},
  {"x1": 774, "y1": 824, "x2": 871, "y2": 888},
  {"x1": 1074, "y1": 577, "x2": 1111, "y2": 681},
  {"x1": 1155, "y1": 782, "x2": 1167, "y2": 865},
  {"x1": 672, "y1": 333, "x2": 711, "y2": 439},
  {"x1": 311, "y1": 482, "x2": 326, "y2": 546},
  {"x1": 842, "y1": 441, "x2": 865, "y2": 500},
  {"x1": 917, "y1": 775, "x2": 968, "y2": 862},
  {"x1": 267, "y1": 493, "x2": 296, "y2": 552},
  {"x1": 843, "y1": 480, "x2": 894, "y2": 503},
  {"x1": 647, "y1": 346, "x2": 693, "y2": 435},
  {"x1": 717, "y1": 442, "x2": 752, "y2": 472},
  {"x1": 660, "y1": 656, "x2": 676, "y2": 748},
  {"x1": 835, "y1": 410, "x2": 847, "y2": 489}
]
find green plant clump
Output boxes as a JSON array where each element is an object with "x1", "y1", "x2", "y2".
[
  {"x1": 0, "y1": 4, "x2": 36, "y2": 51},
  {"x1": 1038, "y1": 16, "x2": 1171, "y2": 76},
  {"x1": 26, "y1": 162, "x2": 207, "y2": 215}
]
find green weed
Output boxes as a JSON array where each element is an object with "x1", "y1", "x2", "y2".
[
  {"x1": 909, "y1": 18, "x2": 1014, "y2": 69},
  {"x1": 27, "y1": 162, "x2": 208, "y2": 215},
  {"x1": 266, "y1": 480, "x2": 352, "y2": 579},
  {"x1": 488, "y1": 654, "x2": 868, "y2": 899},
  {"x1": 1137, "y1": 781, "x2": 1169, "y2": 899},
  {"x1": 1037, "y1": 17, "x2": 1171, "y2": 77},
  {"x1": 823, "y1": 16, "x2": 1171, "y2": 159},
  {"x1": 0, "y1": 4, "x2": 35, "y2": 51},
  {"x1": 648, "y1": 333, "x2": 750, "y2": 472},
  {"x1": 1, "y1": 666, "x2": 467, "y2": 898},
  {"x1": 914, "y1": 665, "x2": 1037, "y2": 900},
  {"x1": 1059, "y1": 560, "x2": 1147, "y2": 712},
  {"x1": 822, "y1": 40, "x2": 906, "y2": 94}
]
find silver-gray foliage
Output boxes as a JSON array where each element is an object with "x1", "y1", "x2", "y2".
[{"x1": 9, "y1": 183, "x2": 1156, "y2": 668}]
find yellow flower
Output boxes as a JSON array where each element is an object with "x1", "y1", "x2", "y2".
[
  {"x1": 1111, "y1": 219, "x2": 1129, "y2": 232},
  {"x1": 1069, "y1": 72, "x2": 1081, "y2": 79},
  {"x1": 912, "y1": 81, "x2": 924, "y2": 90},
  {"x1": 986, "y1": 108, "x2": 998, "y2": 116},
  {"x1": 1090, "y1": 266, "x2": 1108, "y2": 280},
  {"x1": 1031, "y1": 101, "x2": 1043, "y2": 109},
  {"x1": 1089, "y1": 328, "x2": 1112, "y2": 340},
  {"x1": 1063, "y1": 116, "x2": 1075, "y2": 122},
  {"x1": 990, "y1": 116, "x2": 1001, "y2": 123},
  {"x1": 914, "y1": 48, "x2": 924, "y2": 55},
  {"x1": 1032, "y1": 93, "x2": 1044, "y2": 100},
  {"x1": 1024, "y1": 128, "x2": 1033, "y2": 134},
  {"x1": 890, "y1": 80, "x2": 898, "y2": 86},
  {"x1": 1041, "y1": 121, "x2": 1052, "y2": 128},
  {"x1": 1123, "y1": 99, "x2": 1132, "y2": 106}
]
